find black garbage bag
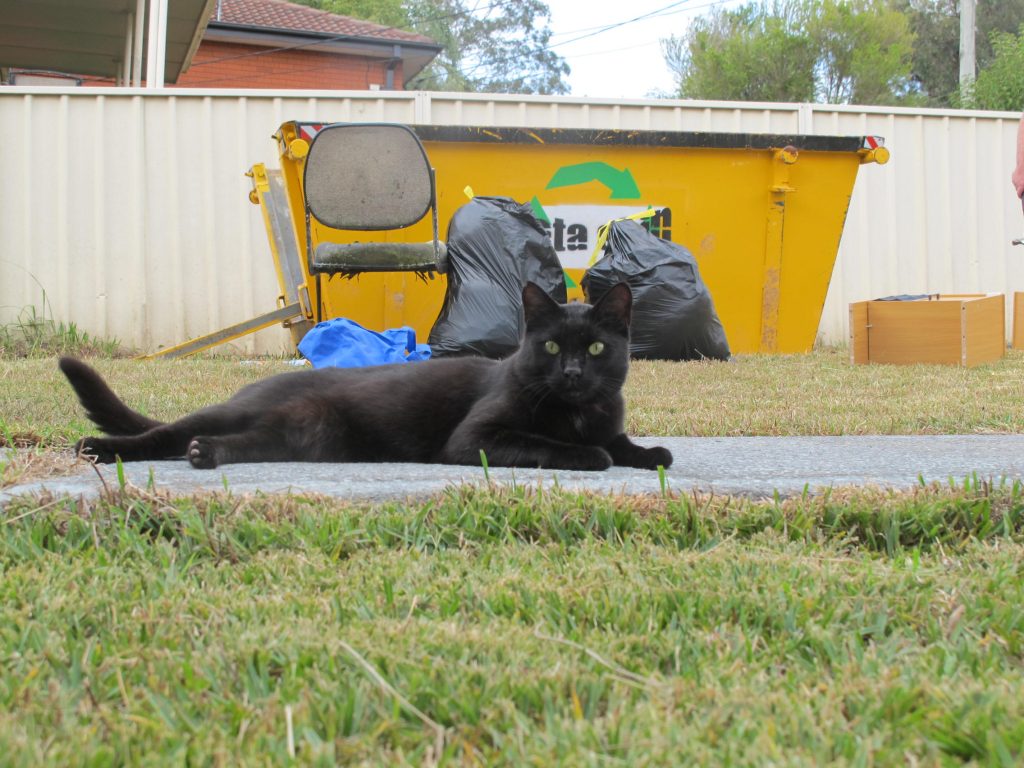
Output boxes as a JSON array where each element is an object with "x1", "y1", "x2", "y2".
[
  {"x1": 428, "y1": 196, "x2": 567, "y2": 358},
  {"x1": 582, "y1": 219, "x2": 730, "y2": 361}
]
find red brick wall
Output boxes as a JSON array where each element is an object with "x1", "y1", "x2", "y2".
[
  {"x1": 73, "y1": 40, "x2": 405, "y2": 90},
  {"x1": 177, "y1": 41, "x2": 403, "y2": 89}
]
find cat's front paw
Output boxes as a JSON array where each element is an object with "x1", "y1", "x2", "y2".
[
  {"x1": 74, "y1": 436, "x2": 117, "y2": 464},
  {"x1": 187, "y1": 437, "x2": 218, "y2": 469},
  {"x1": 560, "y1": 446, "x2": 613, "y2": 471},
  {"x1": 639, "y1": 446, "x2": 673, "y2": 470}
]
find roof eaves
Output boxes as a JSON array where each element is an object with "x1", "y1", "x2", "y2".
[{"x1": 206, "y1": 22, "x2": 442, "y2": 52}]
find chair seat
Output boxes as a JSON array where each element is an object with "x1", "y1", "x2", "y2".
[{"x1": 311, "y1": 241, "x2": 447, "y2": 275}]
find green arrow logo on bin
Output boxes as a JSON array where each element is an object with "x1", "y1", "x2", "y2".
[{"x1": 545, "y1": 162, "x2": 641, "y2": 199}]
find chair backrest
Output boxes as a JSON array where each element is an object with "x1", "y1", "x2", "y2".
[{"x1": 303, "y1": 123, "x2": 434, "y2": 231}]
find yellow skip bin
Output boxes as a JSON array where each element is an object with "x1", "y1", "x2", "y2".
[{"x1": 251, "y1": 121, "x2": 889, "y2": 355}]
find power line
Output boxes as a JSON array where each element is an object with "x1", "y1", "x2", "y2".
[
  {"x1": 546, "y1": 0, "x2": 695, "y2": 50},
  {"x1": 455, "y1": 0, "x2": 712, "y2": 80},
  {"x1": 548, "y1": 0, "x2": 738, "y2": 43},
  {"x1": 561, "y1": 39, "x2": 661, "y2": 59}
]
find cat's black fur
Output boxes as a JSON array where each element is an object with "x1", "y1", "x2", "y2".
[{"x1": 60, "y1": 282, "x2": 673, "y2": 472}]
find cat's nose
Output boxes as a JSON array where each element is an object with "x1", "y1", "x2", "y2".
[{"x1": 563, "y1": 363, "x2": 582, "y2": 384}]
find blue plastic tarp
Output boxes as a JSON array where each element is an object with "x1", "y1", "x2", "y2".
[{"x1": 298, "y1": 317, "x2": 431, "y2": 368}]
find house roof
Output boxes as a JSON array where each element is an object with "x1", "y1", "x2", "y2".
[
  {"x1": 211, "y1": 0, "x2": 436, "y2": 46},
  {"x1": 203, "y1": 0, "x2": 441, "y2": 85}
]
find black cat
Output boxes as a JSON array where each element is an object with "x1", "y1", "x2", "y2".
[{"x1": 60, "y1": 282, "x2": 673, "y2": 472}]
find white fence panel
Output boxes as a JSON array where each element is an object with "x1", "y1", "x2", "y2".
[
  {"x1": 0, "y1": 90, "x2": 423, "y2": 354},
  {"x1": 0, "y1": 88, "x2": 1020, "y2": 354},
  {"x1": 812, "y1": 105, "x2": 1024, "y2": 345}
]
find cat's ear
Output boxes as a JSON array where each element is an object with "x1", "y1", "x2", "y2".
[
  {"x1": 522, "y1": 281, "x2": 561, "y2": 328},
  {"x1": 592, "y1": 282, "x2": 632, "y2": 331}
]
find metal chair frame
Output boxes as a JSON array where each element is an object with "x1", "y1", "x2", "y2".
[{"x1": 301, "y1": 122, "x2": 446, "y2": 321}]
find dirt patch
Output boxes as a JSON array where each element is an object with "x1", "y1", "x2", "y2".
[{"x1": 1, "y1": 448, "x2": 88, "y2": 489}]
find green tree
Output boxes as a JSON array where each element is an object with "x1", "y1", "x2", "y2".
[
  {"x1": 295, "y1": 0, "x2": 569, "y2": 95},
  {"x1": 959, "y1": 25, "x2": 1024, "y2": 110},
  {"x1": 405, "y1": 0, "x2": 568, "y2": 94},
  {"x1": 809, "y1": 0, "x2": 916, "y2": 104},
  {"x1": 662, "y1": 2, "x2": 816, "y2": 102},
  {"x1": 292, "y1": 0, "x2": 410, "y2": 28},
  {"x1": 662, "y1": 0, "x2": 915, "y2": 106},
  {"x1": 897, "y1": 0, "x2": 1024, "y2": 106}
]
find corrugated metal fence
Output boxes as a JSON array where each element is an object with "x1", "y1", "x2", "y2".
[{"x1": 1, "y1": 87, "x2": 1021, "y2": 354}]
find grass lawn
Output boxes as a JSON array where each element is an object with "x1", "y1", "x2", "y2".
[{"x1": 2, "y1": 348, "x2": 1024, "y2": 764}]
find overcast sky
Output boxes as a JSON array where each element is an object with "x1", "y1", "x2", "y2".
[{"x1": 542, "y1": 0, "x2": 736, "y2": 99}]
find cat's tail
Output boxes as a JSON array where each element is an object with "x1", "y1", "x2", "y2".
[{"x1": 58, "y1": 356, "x2": 165, "y2": 436}]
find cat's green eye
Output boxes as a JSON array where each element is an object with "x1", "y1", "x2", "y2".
[
  {"x1": 588, "y1": 341, "x2": 605, "y2": 356},
  {"x1": 544, "y1": 340, "x2": 560, "y2": 355}
]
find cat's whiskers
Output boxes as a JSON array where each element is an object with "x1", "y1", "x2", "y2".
[{"x1": 519, "y1": 379, "x2": 555, "y2": 415}]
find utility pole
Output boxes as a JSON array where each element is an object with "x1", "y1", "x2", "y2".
[{"x1": 960, "y1": 0, "x2": 976, "y2": 91}]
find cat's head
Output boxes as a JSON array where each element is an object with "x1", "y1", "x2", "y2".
[{"x1": 517, "y1": 281, "x2": 632, "y2": 405}]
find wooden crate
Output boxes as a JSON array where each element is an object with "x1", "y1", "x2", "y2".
[
  {"x1": 1014, "y1": 292, "x2": 1024, "y2": 349},
  {"x1": 849, "y1": 293, "x2": 1004, "y2": 367}
]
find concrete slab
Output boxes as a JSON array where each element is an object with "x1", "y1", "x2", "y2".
[{"x1": 4, "y1": 435, "x2": 1024, "y2": 505}]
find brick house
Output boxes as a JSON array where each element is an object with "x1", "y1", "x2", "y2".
[{"x1": 7, "y1": 0, "x2": 441, "y2": 90}]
